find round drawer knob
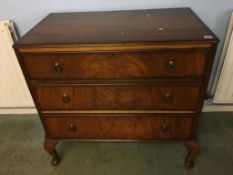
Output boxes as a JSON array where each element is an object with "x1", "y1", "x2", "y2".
[
  {"x1": 164, "y1": 93, "x2": 172, "y2": 102},
  {"x1": 68, "y1": 124, "x2": 76, "y2": 131},
  {"x1": 53, "y1": 62, "x2": 63, "y2": 73},
  {"x1": 62, "y1": 94, "x2": 70, "y2": 103},
  {"x1": 166, "y1": 61, "x2": 176, "y2": 72},
  {"x1": 160, "y1": 124, "x2": 169, "y2": 132}
]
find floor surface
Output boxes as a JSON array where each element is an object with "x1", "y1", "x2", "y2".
[{"x1": 0, "y1": 112, "x2": 233, "y2": 175}]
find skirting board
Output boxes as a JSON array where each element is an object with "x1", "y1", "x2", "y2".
[
  {"x1": 0, "y1": 108, "x2": 37, "y2": 114},
  {"x1": 0, "y1": 104, "x2": 233, "y2": 114},
  {"x1": 202, "y1": 104, "x2": 233, "y2": 112}
]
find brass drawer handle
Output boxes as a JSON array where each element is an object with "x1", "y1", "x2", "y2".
[
  {"x1": 160, "y1": 124, "x2": 169, "y2": 132},
  {"x1": 166, "y1": 61, "x2": 176, "y2": 72},
  {"x1": 164, "y1": 93, "x2": 172, "y2": 102},
  {"x1": 68, "y1": 124, "x2": 76, "y2": 131},
  {"x1": 62, "y1": 94, "x2": 70, "y2": 103},
  {"x1": 53, "y1": 62, "x2": 63, "y2": 73}
]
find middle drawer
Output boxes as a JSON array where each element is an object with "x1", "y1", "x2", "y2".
[{"x1": 32, "y1": 83, "x2": 201, "y2": 111}]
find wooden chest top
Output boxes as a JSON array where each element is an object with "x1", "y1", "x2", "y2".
[{"x1": 14, "y1": 8, "x2": 218, "y2": 47}]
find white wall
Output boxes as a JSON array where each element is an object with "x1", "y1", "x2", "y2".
[{"x1": 0, "y1": 0, "x2": 233, "y2": 94}]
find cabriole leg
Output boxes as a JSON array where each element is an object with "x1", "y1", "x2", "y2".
[
  {"x1": 183, "y1": 140, "x2": 199, "y2": 168},
  {"x1": 44, "y1": 138, "x2": 60, "y2": 165}
]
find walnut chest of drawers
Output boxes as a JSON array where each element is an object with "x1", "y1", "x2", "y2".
[{"x1": 14, "y1": 8, "x2": 219, "y2": 168}]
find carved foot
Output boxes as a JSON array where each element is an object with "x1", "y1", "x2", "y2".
[
  {"x1": 44, "y1": 138, "x2": 60, "y2": 166},
  {"x1": 183, "y1": 140, "x2": 199, "y2": 168}
]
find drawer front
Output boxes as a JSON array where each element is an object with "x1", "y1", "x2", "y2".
[
  {"x1": 22, "y1": 49, "x2": 207, "y2": 80},
  {"x1": 33, "y1": 84, "x2": 201, "y2": 111},
  {"x1": 43, "y1": 115, "x2": 193, "y2": 140}
]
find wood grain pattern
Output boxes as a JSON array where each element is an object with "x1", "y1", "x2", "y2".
[
  {"x1": 32, "y1": 84, "x2": 201, "y2": 111},
  {"x1": 22, "y1": 49, "x2": 208, "y2": 80},
  {"x1": 43, "y1": 115, "x2": 193, "y2": 140}
]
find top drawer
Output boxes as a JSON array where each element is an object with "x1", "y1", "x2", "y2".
[{"x1": 21, "y1": 49, "x2": 208, "y2": 80}]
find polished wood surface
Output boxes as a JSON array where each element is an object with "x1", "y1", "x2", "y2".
[
  {"x1": 14, "y1": 8, "x2": 218, "y2": 47},
  {"x1": 14, "y1": 8, "x2": 219, "y2": 167},
  {"x1": 15, "y1": 42, "x2": 215, "y2": 53},
  {"x1": 22, "y1": 49, "x2": 208, "y2": 80},
  {"x1": 33, "y1": 84, "x2": 201, "y2": 111},
  {"x1": 183, "y1": 140, "x2": 199, "y2": 168},
  {"x1": 44, "y1": 138, "x2": 60, "y2": 165},
  {"x1": 43, "y1": 115, "x2": 193, "y2": 140}
]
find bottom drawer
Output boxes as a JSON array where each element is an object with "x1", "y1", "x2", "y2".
[{"x1": 43, "y1": 115, "x2": 194, "y2": 140}]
